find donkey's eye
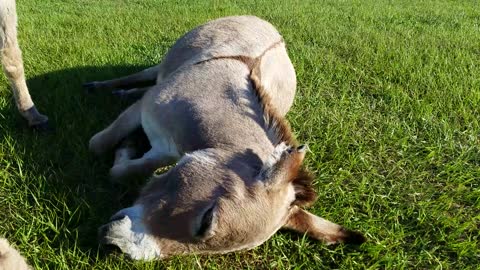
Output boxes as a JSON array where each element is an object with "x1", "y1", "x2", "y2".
[{"x1": 196, "y1": 204, "x2": 216, "y2": 238}]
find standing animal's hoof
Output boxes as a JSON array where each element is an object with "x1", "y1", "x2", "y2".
[
  {"x1": 22, "y1": 106, "x2": 51, "y2": 132},
  {"x1": 83, "y1": 81, "x2": 104, "y2": 93}
]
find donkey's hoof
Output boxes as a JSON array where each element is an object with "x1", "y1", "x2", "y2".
[
  {"x1": 31, "y1": 120, "x2": 53, "y2": 132},
  {"x1": 83, "y1": 81, "x2": 103, "y2": 93},
  {"x1": 112, "y1": 89, "x2": 126, "y2": 98},
  {"x1": 110, "y1": 165, "x2": 128, "y2": 182}
]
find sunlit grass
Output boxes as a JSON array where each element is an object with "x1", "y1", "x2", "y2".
[{"x1": 1, "y1": 0, "x2": 479, "y2": 269}]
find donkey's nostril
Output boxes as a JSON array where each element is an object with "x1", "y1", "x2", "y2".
[
  {"x1": 109, "y1": 214, "x2": 126, "y2": 222},
  {"x1": 102, "y1": 244, "x2": 123, "y2": 256},
  {"x1": 98, "y1": 224, "x2": 110, "y2": 243},
  {"x1": 97, "y1": 224, "x2": 123, "y2": 256}
]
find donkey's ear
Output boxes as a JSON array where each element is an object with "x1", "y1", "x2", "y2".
[
  {"x1": 257, "y1": 142, "x2": 290, "y2": 181},
  {"x1": 257, "y1": 143, "x2": 306, "y2": 183},
  {"x1": 257, "y1": 143, "x2": 317, "y2": 206},
  {"x1": 283, "y1": 206, "x2": 365, "y2": 245}
]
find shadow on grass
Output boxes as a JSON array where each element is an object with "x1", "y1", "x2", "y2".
[
  {"x1": 1, "y1": 65, "x2": 366, "y2": 266},
  {"x1": 1, "y1": 65, "x2": 152, "y2": 257}
]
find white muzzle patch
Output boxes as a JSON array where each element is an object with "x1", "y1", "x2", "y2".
[{"x1": 98, "y1": 205, "x2": 161, "y2": 260}]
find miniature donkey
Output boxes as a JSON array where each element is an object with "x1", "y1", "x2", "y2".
[
  {"x1": 86, "y1": 16, "x2": 365, "y2": 260},
  {"x1": 1, "y1": 0, "x2": 48, "y2": 129}
]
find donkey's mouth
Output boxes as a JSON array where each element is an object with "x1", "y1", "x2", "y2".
[{"x1": 98, "y1": 205, "x2": 161, "y2": 260}]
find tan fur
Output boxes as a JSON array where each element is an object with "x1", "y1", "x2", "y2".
[
  {"x1": 0, "y1": 238, "x2": 31, "y2": 270},
  {"x1": 193, "y1": 39, "x2": 297, "y2": 147},
  {"x1": 0, "y1": 0, "x2": 48, "y2": 127},
  {"x1": 89, "y1": 16, "x2": 364, "y2": 260}
]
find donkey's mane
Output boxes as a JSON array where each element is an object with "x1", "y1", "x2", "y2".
[
  {"x1": 248, "y1": 41, "x2": 317, "y2": 207},
  {"x1": 249, "y1": 62, "x2": 297, "y2": 147},
  {"x1": 196, "y1": 39, "x2": 298, "y2": 147},
  {"x1": 250, "y1": 65, "x2": 317, "y2": 206},
  {"x1": 197, "y1": 39, "x2": 298, "y2": 146},
  {"x1": 194, "y1": 40, "x2": 317, "y2": 206}
]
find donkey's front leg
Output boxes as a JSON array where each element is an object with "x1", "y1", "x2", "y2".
[
  {"x1": 110, "y1": 148, "x2": 179, "y2": 181},
  {"x1": 89, "y1": 100, "x2": 142, "y2": 155}
]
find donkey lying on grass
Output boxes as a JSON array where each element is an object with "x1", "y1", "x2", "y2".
[
  {"x1": 1, "y1": 0, "x2": 48, "y2": 129},
  {"x1": 86, "y1": 15, "x2": 365, "y2": 260}
]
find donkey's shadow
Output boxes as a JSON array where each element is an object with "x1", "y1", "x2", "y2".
[{"x1": 1, "y1": 65, "x2": 363, "y2": 265}]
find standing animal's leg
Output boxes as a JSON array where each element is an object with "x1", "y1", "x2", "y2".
[
  {"x1": 89, "y1": 100, "x2": 142, "y2": 155},
  {"x1": 1, "y1": 1, "x2": 48, "y2": 129},
  {"x1": 83, "y1": 65, "x2": 160, "y2": 92},
  {"x1": 110, "y1": 148, "x2": 178, "y2": 181},
  {"x1": 0, "y1": 238, "x2": 31, "y2": 270}
]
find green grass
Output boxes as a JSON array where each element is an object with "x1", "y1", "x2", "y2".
[{"x1": 1, "y1": 0, "x2": 479, "y2": 269}]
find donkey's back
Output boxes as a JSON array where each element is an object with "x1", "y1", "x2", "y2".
[
  {"x1": 86, "y1": 16, "x2": 296, "y2": 117},
  {"x1": 158, "y1": 16, "x2": 283, "y2": 77},
  {"x1": 157, "y1": 15, "x2": 296, "y2": 115}
]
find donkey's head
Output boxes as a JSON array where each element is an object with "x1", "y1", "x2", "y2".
[{"x1": 98, "y1": 143, "x2": 365, "y2": 260}]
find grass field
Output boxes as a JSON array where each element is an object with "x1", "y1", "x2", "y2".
[{"x1": 1, "y1": 0, "x2": 479, "y2": 269}]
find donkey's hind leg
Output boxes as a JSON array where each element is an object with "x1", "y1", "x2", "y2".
[
  {"x1": 89, "y1": 100, "x2": 142, "y2": 155},
  {"x1": 83, "y1": 65, "x2": 160, "y2": 93},
  {"x1": 112, "y1": 86, "x2": 151, "y2": 101}
]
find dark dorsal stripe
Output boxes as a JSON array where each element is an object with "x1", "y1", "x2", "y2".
[
  {"x1": 194, "y1": 39, "x2": 298, "y2": 147},
  {"x1": 194, "y1": 40, "x2": 316, "y2": 207}
]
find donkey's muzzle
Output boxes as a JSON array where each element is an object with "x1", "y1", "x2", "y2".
[{"x1": 98, "y1": 205, "x2": 162, "y2": 260}]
